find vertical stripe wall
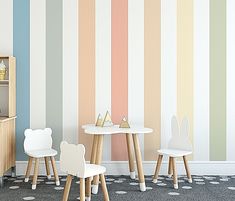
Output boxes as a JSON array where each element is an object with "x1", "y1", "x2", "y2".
[{"x1": 1, "y1": 0, "x2": 233, "y2": 162}]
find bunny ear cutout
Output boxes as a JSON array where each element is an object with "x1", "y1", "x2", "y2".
[
  {"x1": 171, "y1": 115, "x2": 179, "y2": 137},
  {"x1": 24, "y1": 129, "x2": 32, "y2": 137},
  {"x1": 181, "y1": 117, "x2": 189, "y2": 138},
  {"x1": 77, "y1": 144, "x2": 86, "y2": 156},
  {"x1": 60, "y1": 141, "x2": 68, "y2": 149}
]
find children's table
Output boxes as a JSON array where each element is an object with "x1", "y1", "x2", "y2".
[{"x1": 82, "y1": 124, "x2": 153, "y2": 193}]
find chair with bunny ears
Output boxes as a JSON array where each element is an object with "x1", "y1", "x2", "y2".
[
  {"x1": 153, "y1": 116, "x2": 192, "y2": 189},
  {"x1": 60, "y1": 141, "x2": 109, "y2": 201},
  {"x1": 24, "y1": 128, "x2": 60, "y2": 190}
]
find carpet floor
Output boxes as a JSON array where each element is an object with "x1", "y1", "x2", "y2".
[{"x1": 0, "y1": 175, "x2": 235, "y2": 201}]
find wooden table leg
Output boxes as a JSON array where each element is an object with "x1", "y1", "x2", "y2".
[
  {"x1": 100, "y1": 174, "x2": 110, "y2": 201},
  {"x1": 92, "y1": 135, "x2": 104, "y2": 194},
  {"x1": 126, "y1": 133, "x2": 135, "y2": 179},
  {"x1": 132, "y1": 133, "x2": 146, "y2": 192},
  {"x1": 90, "y1": 135, "x2": 98, "y2": 164}
]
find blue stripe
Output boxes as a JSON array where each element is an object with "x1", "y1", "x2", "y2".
[{"x1": 13, "y1": 0, "x2": 30, "y2": 160}]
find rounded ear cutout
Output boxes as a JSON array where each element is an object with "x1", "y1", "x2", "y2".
[
  {"x1": 24, "y1": 129, "x2": 32, "y2": 137},
  {"x1": 78, "y1": 144, "x2": 86, "y2": 156},
  {"x1": 171, "y1": 115, "x2": 179, "y2": 137},
  {"x1": 60, "y1": 141, "x2": 68, "y2": 149},
  {"x1": 181, "y1": 117, "x2": 189, "y2": 137},
  {"x1": 45, "y1": 128, "x2": 52, "y2": 135}
]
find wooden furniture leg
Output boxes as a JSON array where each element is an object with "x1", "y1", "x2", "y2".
[
  {"x1": 92, "y1": 135, "x2": 104, "y2": 194},
  {"x1": 90, "y1": 135, "x2": 98, "y2": 164},
  {"x1": 25, "y1": 156, "x2": 33, "y2": 182},
  {"x1": 126, "y1": 133, "x2": 135, "y2": 179},
  {"x1": 85, "y1": 177, "x2": 91, "y2": 201},
  {"x1": 172, "y1": 157, "x2": 178, "y2": 189},
  {"x1": 62, "y1": 175, "x2": 72, "y2": 201},
  {"x1": 100, "y1": 174, "x2": 110, "y2": 201},
  {"x1": 153, "y1": 154, "x2": 163, "y2": 183},
  {"x1": 50, "y1": 156, "x2": 60, "y2": 186},
  {"x1": 44, "y1": 157, "x2": 51, "y2": 179},
  {"x1": 183, "y1": 156, "x2": 192, "y2": 183},
  {"x1": 168, "y1": 157, "x2": 173, "y2": 177},
  {"x1": 32, "y1": 158, "x2": 39, "y2": 190},
  {"x1": 80, "y1": 178, "x2": 85, "y2": 201},
  {"x1": 132, "y1": 134, "x2": 146, "y2": 191}
]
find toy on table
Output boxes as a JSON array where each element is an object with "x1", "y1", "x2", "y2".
[
  {"x1": 119, "y1": 117, "x2": 130, "y2": 128},
  {"x1": 95, "y1": 111, "x2": 113, "y2": 127}
]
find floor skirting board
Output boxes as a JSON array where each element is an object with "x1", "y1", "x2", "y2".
[{"x1": 10, "y1": 161, "x2": 235, "y2": 176}]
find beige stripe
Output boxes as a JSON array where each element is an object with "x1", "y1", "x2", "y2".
[
  {"x1": 79, "y1": 0, "x2": 95, "y2": 160},
  {"x1": 177, "y1": 0, "x2": 194, "y2": 159},
  {"x1": 144, "y1": 0, "x2": 161, "y2": 161}
]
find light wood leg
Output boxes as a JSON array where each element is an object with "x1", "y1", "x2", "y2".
[
  {"x1": 32, "y1": 158, "x2": 39, "y2": 190},
  {"x1": 153, "y1": 154, "x2": 163, "y2": 183},
  {"x1": 90, "y1": 135, "x2": 98, "y2": 164},
  {"x1": 168, "y1": 157, "x2": 173, "y2": 177},
  {"x1": 25, "y1": 157, "x2": 33, "y2": 182},
  {"x1": 126, "y1": 133, "x2": 135, "y2": 179},
  {"x1": 50, "y1": 156, "x2": 60, "y2": 186},
  {"x1": 100, "y1": 174, "x2": 110, "y2": 201},
  {"x1": 172, "y1": 157, "x2": 178, "y2": 189},
  {"x1": 44, "y1": 157, "x2": 51, "y2": 179},
  {"x1": 92, "y1": 135, "x2": 104, "y2": 194},
  {"x1": 80, "y1": 178, "x2": 85, "y2": 201},
  {"x1": 85, "y1": 177, "x2": 91, "y2": 201},
  {"x1": 62, "y1": 175, "x2": 72, "y2": 201},
  {"x1": 183, "y1": 156, "x2": 192, "y2": 183},
  {"x1": 132, "y1": 134, "x2": 146, "y2": 192}
]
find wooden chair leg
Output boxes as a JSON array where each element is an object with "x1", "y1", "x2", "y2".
[
  {"x1": 183, "y1": 156, "x2": 192, "y2": 183},
  {"x1": 100, "y1": 174, "x2": 110, "y2": 201},
  {"x1": 168, "y1": 157, "x2": 173, "y2": 177},
  {"x1": 153, "y1": 154, "x2": 163, "y2": 183},
  {"x1": 85, "y1": 177, "x2": 91, "y2": 201},
  {"x1": 172, "y1": 157, "x2": 178, "y2": 189},
  {"x1": 62, "y1": 175, "x2": 72, "y2": 201},
  {"x1": 80, "y1": 178, "x2": 85, "y2": 201},
  {"x1": 25, "y1": 157, "x2": 33, "y2": 182},
  {"x1": 32, "y1": 158, "x2": 39, "y2": 190},
  {"x1": 44, "y1": 157, "x2": 51, "y2": 179},
  {"x1": 50, "y1": 156, "x2": 60, "y2": 186}
]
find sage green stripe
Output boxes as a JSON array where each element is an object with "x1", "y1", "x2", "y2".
[
  {"x1": 46, "y1": 0, "x2": 63, "y2": 158},
  {"x1": 210, "y1": 0, "x2": 226, "y2": 161}
]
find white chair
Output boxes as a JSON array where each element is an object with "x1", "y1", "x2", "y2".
[
  {"x1": 60, "y1": 141, "x2": 109, "y2": 201},
  {"x1": 24, "y1": 128, "x2": 60, "y2": 190},
  {"x1": 153, "y1": 116, "x2": 192, "y2": 189}
]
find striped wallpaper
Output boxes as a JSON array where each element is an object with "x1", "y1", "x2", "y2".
[{"x1": 0, "y1": 0, "x2": 234, "y2": 162}]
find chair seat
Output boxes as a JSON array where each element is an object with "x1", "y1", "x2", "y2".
[
  {"x1": 26, "y1": 149, "x2": 57, "y2": 158},
  {"x1": 158, "y1": 149, "x2": 192, "y2": 157},
  {"x1": 79, "y1": 164, "x2": 106, "y2": 179}
]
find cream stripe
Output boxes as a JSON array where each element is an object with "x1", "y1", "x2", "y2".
[
  {"x1": 177, "y1": 0, "x2": 194, "y2": 159},
  {"x1": 128, "y1": 0, "x2": 144, "y2": 157},
  {"x1": 226, "y1": 0, "x2": 235, "y2": 161},
  {"x1": 63, "y1": 0, "x2": 78, "y2": 143},
  {"x1": 95, "y1": 0, "x2": 111, "y2": 160},
  {"x1": 161, "y1": 0, "x2": 177, "y2": 150},
  {"x1": 193, "y1": 0, "x2": 210, "y2": 161},
  {"x1": 0, "y1": 0, "x2": 13, "y2": 54},
  {"x1": 30, "y1": 0, "x2": 46, "y2": 129}
]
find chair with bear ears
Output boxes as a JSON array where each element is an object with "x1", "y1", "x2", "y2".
[
  {"x1": 152, "y1": 116, "x2": 193, "y2": 189},
  {"x1": 60, "y1": 141, "x2": 109, "y2": 201},
  {"x1": 23, "y1": 128, "x2": 60, "y2": 190}
]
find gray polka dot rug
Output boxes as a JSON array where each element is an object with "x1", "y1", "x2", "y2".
[{"x1": 0, "y1": 175, "x2": 235, "y2": 201}]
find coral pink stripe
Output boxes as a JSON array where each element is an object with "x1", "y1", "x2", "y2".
[{"x1": 111, "y1": 0, "x2": 128, "y2": 161}]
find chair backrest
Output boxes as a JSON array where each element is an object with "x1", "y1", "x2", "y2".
[
  {"x1": 24, "y1": 128, "x2": 53, "y2": 152},
  {"x1": 168, "y1": 116, "x2": 192, "y2": 151},
  {"x1": 60, "y1": 141, "x2": 86, "y2": 177}
]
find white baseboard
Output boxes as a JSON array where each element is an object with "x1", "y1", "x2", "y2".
[{"x1": 12, "y1": 161, "x2": 235, "y2": 176}]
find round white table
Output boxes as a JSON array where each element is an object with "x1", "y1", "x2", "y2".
[{"x1": 82, "y1": 124, "x2": 153, "y2": 193}]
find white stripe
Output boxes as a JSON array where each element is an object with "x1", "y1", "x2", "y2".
[
  {"x1": 0, "y1": 0, "x2": 13, "y2": 54},
  {"x1": 161, "y1": 0, "x2": 177, "y2": 150},
  {"x1": 30, "y1": 0, "x2": 46, "y2": 129},
  {"x1": 95, "y1": 0, "x2": 111, "y2": 160},
  {"x1": 193, "y1": 0, "x2": 210, "y2": 160},
  {"x1": 226, "y1": 0, "x2": 235, "y2": 161},
  {"x1": 128, "y1": 0, "x2": 144, "y2": 158},
  {"x1": 63, "y1": 0, "x2": 78, "y2": 143}
]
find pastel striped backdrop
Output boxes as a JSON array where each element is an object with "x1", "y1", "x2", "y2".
[{"x1": 0, "y1": 0, "x2": 234, "y2": 162}]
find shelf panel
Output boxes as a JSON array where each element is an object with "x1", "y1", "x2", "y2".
[{"x1": 0, "y1": 80, "x2": 9, "y2": 85}]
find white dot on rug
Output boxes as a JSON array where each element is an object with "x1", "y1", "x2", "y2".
[
  {"x1": 220, "y1": 178, "x2": 229, "y2": 182},
  {"x1": 115, "y1": 191, "x2": 127, "y2": 194},
  {"x1": 129, "y1": 182, "x2": 139, "y2": 186},
  {"x1": 146, "y1": 187, "x2": 153, "y2": 190},
  {"x1": 182, "y1": 186, "x2": 192, "y2": 189},
  {"x1": 119, "y1": 178, "x2": 126, "y2": 181},
  {"x1": 77, "y1": 197, "x2": 80, "y2": 200},
  {"x1": 178, "y1": 180, "x2": 185, "y2": 183},
  {"x1": 46, "y1": 181, "x2": 55, "y2": 185},
  {"x1": 145, "y1": 177, "x2": 153, "y2": 181},
  {"x1": 194, "y1": 179, "x2": 204, "y2": 182},
  {"x1": 196, "y1": 182, "x2": 205, "y2": 185},
  {"x1": 106, "y1": 178, "x2": 115, "y2": 182},
  {"x1": 54, "y1": 187, "x2": 64, "y2": 190},
  {"x1": 168, "y1": 192, "x2": 180, "y2": 195},
  {"x1": 228, "y1": 187, "x2": 235, "y2": 190},
  {"x1": 9, "y1": 186, "x2": 19, "y2": 189},
  {"x1": 114, "y1": 180, "x2": 123, "y2": 183},
  {"x1": 204, "y1": 176, "x2": 216, "y2": 180},
  {"x1": 210, "y1": 181, "x2": 219, "y2": 185},
  {"x1": 37, "y1": 179, "x2": 44, "y2": 182},
  {"x1": 157, "y1": 183, "x2": 167, "y2": 186},
  {"x1": 166, "y1": 178, "x2": 173, "y2": 181},
  {"x1": 76, "y1": 181, "x2": 80, "y2": 184},
  {"x1": 23, "y1": 197, "x2": 35, "y2": 200},
  {"x1": 106, "y1": 182, "x2": 112, "y2": 185},
  {"x1": 60, "y1": 178, "x2": 67, "y2": 182},
  {"x1": 157, "y1": 177, "x2": 165, "y2": 180},
  {"x1": 14, "y1": 180, "x2": 23, "y2": 183}
]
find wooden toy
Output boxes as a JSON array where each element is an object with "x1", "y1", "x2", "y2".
[
  {"x1": 95, "y1": 114, "x2": 103, "y2": 126},
  {"x1": 101, "y1": 111, "x2": 113, "y2": 127},
  {"x1": 119, "y1": 117, "x2": 130, "y2": 128}
]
